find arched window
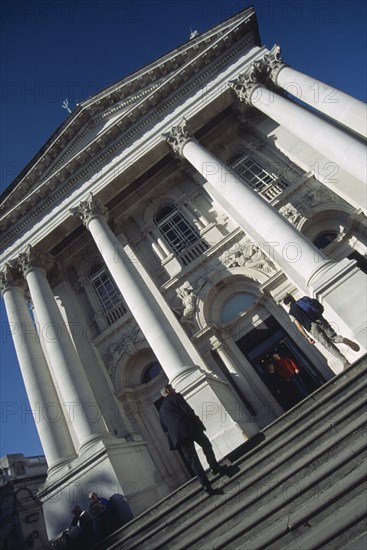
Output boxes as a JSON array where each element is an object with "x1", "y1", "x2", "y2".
[
  {"x1": 89, "y1": 262, "x2": 124, "y2": 313},
  {"x1": 313, "y1": 232, "x2": 338, "y2": 249},
  {"x1": 141, "y1": 361, "x2": 162, "y2": 384},
  {"x1": 221, "y1": 292, "x2": 257, "y2": 323},
  {"x1": 154, "y1": 204, "x2": 201, "y2": 255},
  {"x1": 313, "y1": 232, "x2": 367, "y2": 274}
]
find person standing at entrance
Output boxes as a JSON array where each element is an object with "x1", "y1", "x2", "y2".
[
  {"x1": 159, "y1": 384, "x2": 222, "y2": 494},
  {"x1": 271, "y1": 353, "x2": 309, "y2": 398},
  {"x1": 283, "y1": 294, "x2": 360, "y2": 370}
]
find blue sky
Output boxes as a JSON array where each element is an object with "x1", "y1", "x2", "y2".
[{"x1": 0, "y1": 0, "x2": 366, "y2": 458}]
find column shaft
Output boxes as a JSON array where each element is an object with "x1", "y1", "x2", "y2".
[
  {"x1": 181, "y1": 138, "x2": 333, "y2": 290},
  {"x1": 2, "y1": 284, "x2": 76, "y2": 470},
  {"x1": 24, "y1": 265, "x2": 110, "y2": 450},
  {"x1": 146, "y1": 232, "x2": 166, "y2": 261},
  {"x1": 251, "y1": 85, "x2": 366, "y2": 185},
  {"x1": 85, "y1": 214, "x2": 206, "y2": 381},
  {"x1": 181, "y1": 203, "x2": 205, "y2": 230},
  {"x1": 55, "y1": 281, "x2": 129, "y2": 438},
  {"x1": 276, "y1": 66, "x2": 367, "y2": 138}
]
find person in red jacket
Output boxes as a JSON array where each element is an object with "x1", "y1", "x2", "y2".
[{"x1": 272, "y1": 353, "x2": 309, "y2": 398}]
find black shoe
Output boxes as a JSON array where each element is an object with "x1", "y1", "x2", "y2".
[
  {"x1": 211, "y1": 464, "x2": 224, "y2": 475},
  {"x1": 203, "y1": 484, "x2": 214, "y2": 495}
]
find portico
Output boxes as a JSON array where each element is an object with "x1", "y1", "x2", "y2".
[{"x1": 0, "y1": 5, "x2": 365, "y2": 542}]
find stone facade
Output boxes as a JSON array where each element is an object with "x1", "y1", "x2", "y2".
[
  {"x1": 0, "y1": 7, "x2": 366, "y2": 540},
  {"x1": 0, "y1": 454, "x2": 49, "y2": 549}
]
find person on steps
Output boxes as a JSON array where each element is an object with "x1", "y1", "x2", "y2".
[
  {"x1": 283, "y1": 294, "x2": 360, "y2": 370},
  {"x1": 159, "y1": 384, "x2": 223, "y2": 494}
]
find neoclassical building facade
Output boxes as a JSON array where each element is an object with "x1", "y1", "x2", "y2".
[{"x1": 0, "y1": 7, "x2": 366, "y2": 538}]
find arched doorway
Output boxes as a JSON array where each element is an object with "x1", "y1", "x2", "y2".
[
  {"x1": 235, "y1": 315, "x2": 325, "y2": 411},
  {"x1": 200, "y1": 273, "x2": 328, "y2": 424}
]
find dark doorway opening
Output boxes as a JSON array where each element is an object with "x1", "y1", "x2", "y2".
[{"x1": 236, "y1": 315, "x2": 326, "y2": 411}]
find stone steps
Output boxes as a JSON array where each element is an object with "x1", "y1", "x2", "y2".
[{"x1": 96, "y1": 358, "x2": 367, "y2": 550}]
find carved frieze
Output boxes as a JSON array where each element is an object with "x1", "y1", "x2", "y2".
[
  {"x1": 222, "y1": 240, "x2": 276, "y2": 274},
  {"x1": 279, "y1": 205, "x2": 302, "y2": 226},
  {"x1": 1, "y1": 16, "x2": 254, "y2": 235},
  {"x1": 103, "y1": 323, "x2": 145, "y2": 387}
]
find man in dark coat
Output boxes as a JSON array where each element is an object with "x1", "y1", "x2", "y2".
[{"x1": 159, "y1": 384, "x2": 222, "y2": 493}]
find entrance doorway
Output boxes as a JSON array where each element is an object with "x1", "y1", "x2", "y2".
[{"x1": 236, "y1": 315, "x2": 325, "y2": 411}]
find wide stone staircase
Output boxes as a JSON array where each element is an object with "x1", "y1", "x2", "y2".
[{"x1": 96, "y1": 357, "x2": 367, "y2": 550}]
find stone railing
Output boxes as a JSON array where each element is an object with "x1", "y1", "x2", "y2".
[
  {"x1": 259, "y1": 178, "x2": 289, "y2": 201},
  {"x1": 104, "y1": 302, "x2": 127, "y2": 326},
  {"x1": 178, "y1": 238, "x2": 209, "y2": 266}
]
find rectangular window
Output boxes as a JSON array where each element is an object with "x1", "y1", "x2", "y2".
[{"x1": 229, "y1": 153, "x2": 289, "y2": 201}]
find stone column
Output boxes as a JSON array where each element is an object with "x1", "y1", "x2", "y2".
[
  {"x1": 71, "y1": 195, "x2": 207, "y2": 384},
  {"x1": 186, "y1": 198, "x2": 210, "y2": 228},
  {"x1": 146, "y1": 231, "x2": 166, "y2": 261},
  {"x1": 0, "y1": 266, "x2": 76, "y2": 472},
  {"x1": 229, "y1": 71, "x2": 366, "y2": 187},
  {"x1": 54, "y1": 280, "x2": 130, "y2": 439},
  {"x1": 72, "y1": 195, "x2": 257, "y2": 457},
  {"x1": 180, "y1": 202, "x2": 206, "y2": 230},
  {"x1": 153, "y1": 228, "x2": 172, "y2": 257},
  {"x1": 261, "y1": 45, "x2": 366, "y2": 138},
  {"x1": 163, "y1": 121, "x2": 366, "y2": 348},
  {"x1": 17, "y1": 246, "x2": 111, "y2": 453},
  {"x1": 210, "y1": 335, "x2": 273, "y2": 433},
  {"x1": 163, "y1": 118, "x2": 334, "y2": 292}
]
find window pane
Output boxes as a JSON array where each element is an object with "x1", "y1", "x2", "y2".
[
  {"x1": 89, "y1": 263, "x2": 124, "y2": 313},
  {"x1": 221, "y1": 292, "x2": 257, "y2": 323},
  {"x1": 228, "y1": 153, "x2": 277, "y2": 193},
  {"x1": 154, "y1": 205, "x2": 201, "y2": 254}
]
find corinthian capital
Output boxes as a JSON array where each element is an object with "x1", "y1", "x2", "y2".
[
  {"x1": 229, "y1": 68, "x2": 261, "y2": 105},
  {"x1": 71, "y1": 193, "x2": 108, "y2": 227},
  {"x1": 162, "y1": 118, "x2": 192, "y2": 157},
  {"x1": 254, "y1": 44, "x2": 287, "y2": 83},
  {"x1": 17, "y1": 245, "x2": 54, "y2": 276},
  {"x1": 0, "y1": 263, "x2": 25, "y2": 295}
]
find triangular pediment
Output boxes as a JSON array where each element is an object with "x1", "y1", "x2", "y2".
[
  {"x1": 0, "y1": 6, "x2": 259, "y2": 226},
  {"x1": 42, "y1": 79, "x2": 164, "y2": 179}
]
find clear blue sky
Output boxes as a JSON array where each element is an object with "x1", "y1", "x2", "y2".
[{"x1": 1, "y1": 0, "x2": 366, "y2": 458}]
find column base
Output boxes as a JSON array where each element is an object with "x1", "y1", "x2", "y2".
[
  {"x1": 171, "y1": 367, "x2": 257, "y2": 461},
  {"x1": 78, "y1": 431, "x2": 114, "y2": 455},
  {"x1": 309, "y1": 257, "x2": 367, "y2": 352},
  {"x1": 47, "y1": 453, "x2": 78, "y2": 478},
  {"x1": 39, "y1": 437, "x2": 171, "y2": 540}
]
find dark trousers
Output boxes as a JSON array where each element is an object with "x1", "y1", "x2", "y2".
[{"x1": 179, "y1": 431, "x2": 217, "y2": 487}]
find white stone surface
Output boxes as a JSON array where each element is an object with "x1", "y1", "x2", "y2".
[
  {"x1": 2, "y1": 284, "x2": 77, "y2": 471},
  {"x1": 276, "y1": 65, "x2": 367, "y2": 138}
]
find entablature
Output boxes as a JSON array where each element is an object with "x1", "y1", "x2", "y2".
[
  {"x1": 0, "y1": 7, "x2": 258, "y2": 220},
  {"x1": 0, "y1": 41, "x2": 267, "y2": 262}
]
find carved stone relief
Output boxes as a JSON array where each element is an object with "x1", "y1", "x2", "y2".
[
  {"x1": 222, "y1": 240, "x2": 276, "y2": 274},
  {"x1": 279, "y1": 204, "x2": 302, "y2": 226},
  {"x1": 103, "y1": 323, "x2": 145, "y2": 387}
]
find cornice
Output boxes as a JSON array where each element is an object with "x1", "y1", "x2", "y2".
[
  {"x1": 0, "y1": 7, "x2": 257, "y2": 216},
  {"x1": 0, "y1": 41, "x2": 260, "y2": 252},
  {"x1": 42, "y1": 81, "x2": 164, "y2": 180}
]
